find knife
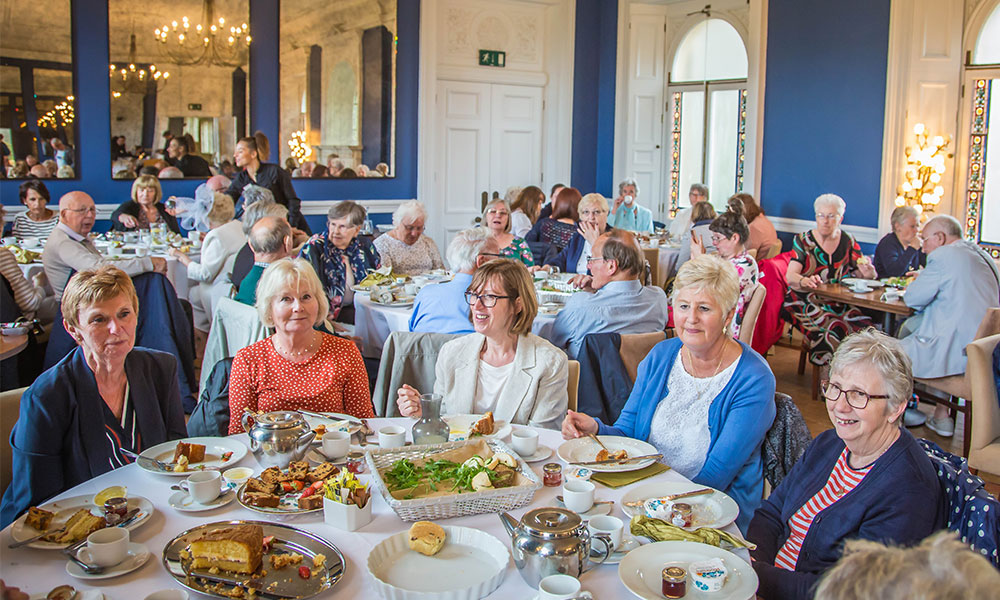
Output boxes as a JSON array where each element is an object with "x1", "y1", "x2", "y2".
[
  {"x1": 570, "y1": 453, "x2": 663, "y2": 466},
  {"x1": 183, "y1": 567, "x2": 299, "y2": 599},
  {"x1": 623, "y1": 487, "x2": 714, "y2": 507}
]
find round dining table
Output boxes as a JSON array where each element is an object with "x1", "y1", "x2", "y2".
[{"x1": 0, "y1": 418, "x2": 752, "y2": 599}]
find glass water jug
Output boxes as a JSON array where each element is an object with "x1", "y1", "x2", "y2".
[{"x1": 411, "y1": 393, "x2": 450, "y2": 445}]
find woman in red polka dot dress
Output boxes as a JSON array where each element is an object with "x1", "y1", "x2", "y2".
[{"x1": 227, "y1": 258, "x2": 374, "y2": 434}]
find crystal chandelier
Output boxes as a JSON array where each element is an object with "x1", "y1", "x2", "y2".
[
  {"x1": 894, "y1": 123, "x2": 953, "y2": 220},
  {"x1": 153, "y1": 0, "x2": 250, "y2": 67},
  {"x1": 110, "y1": 33, "x2": 169, "y2": 95}
]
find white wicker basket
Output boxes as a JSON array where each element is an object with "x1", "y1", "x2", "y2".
[{"x1": 365, "y1": 438, "x2": 542, "y2": 522}]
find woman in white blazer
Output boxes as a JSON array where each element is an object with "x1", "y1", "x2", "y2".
[{"x1": 397, "y1": 259, "x2": 568, "y2": 428}]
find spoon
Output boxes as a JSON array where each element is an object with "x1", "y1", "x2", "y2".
[{"x1": 46, "y1": 585, "x2": 78, "y2": 600}]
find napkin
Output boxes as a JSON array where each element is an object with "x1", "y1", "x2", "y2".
[{"x1": 590, "y1": 462, "x2": 670, "y2": 488}]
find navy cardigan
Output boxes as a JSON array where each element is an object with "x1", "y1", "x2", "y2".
[
  {"x1": 0, "y1": 347, "x2": 187, "y2": 527},
  {"x1": 544, "y1": 225, "x2": 613, "y2": 274},
  {"x1": 747, "y1": 428, "x2": 945, "y2": 600}
]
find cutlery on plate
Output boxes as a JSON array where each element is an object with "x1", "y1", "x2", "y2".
[
  {"x1": 557, "y1": 496, "x2": 614, "y2": 507},
  {"x1": 8, "y1": 525, "x2": 69, "y2": 548},
  {"x1": 623, "y1": 487, "x2": 714, "y2": 508},
  {"x1": 571, "y1": 453, "x2": 663, "y2": 466},
  {"x1": 62, "y1": 508, "x2": 142, "y2": 556},
  {"x1": 120, "y1": 448, "x2": 173, "y2": 471},
  {"x1": 64, "y1": 548, "x2": 105, "y2": 575},
  {"x1": 588, "y1": 433, "x2": 610, "y2": 454}
]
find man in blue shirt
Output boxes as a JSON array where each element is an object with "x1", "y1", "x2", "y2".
[
  {"x1": 234, "y1": 216, "x2": 294, "y2": 305},
  {"x1": 408, "y1": 227, "x2": 501, "y2": 333},
  {"x1": 608, "y1": 177, "x2": 654, "y2": 233},
  {"x1": 550, "y1": 229, "x2": 668, "y2": 358}
]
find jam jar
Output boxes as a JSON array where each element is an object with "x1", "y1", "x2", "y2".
[
  {"x1": 662, "y1": 565, "x2": 687, "y2": 598},
  {"x1": 346, "y1": 451, "x2": 365, "y2": 474},
  {"x1": 542, "y1": 463, "x2": 562, "y2": 487}
]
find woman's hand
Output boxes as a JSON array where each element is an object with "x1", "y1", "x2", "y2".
[
  {"x1": 856, "y1": 261, "x2": 877, "y2": 280},
  {"x1": 561, "y1": 410, "x2": 598, "y2": 439},
  {"x1": 396, "y1": 384, "x2": 423, "y2": 418},
  {"x1": 690, "y1": 233, "x2": 706, "y2": 256},
  {"x1": 118, "y1": 214, "x2": 138, "y2": 228},
  {"x1": 168, "y1": 247, "x2": 191, "y2": 265},
  {"x1": 799, "y1": 274, "x2": 822, "y2": 289},
  {"x1": 578, "y1": 221, "x2": 602, "y2": 246},
  {"x1": 529, "y1": 265, "x2": 549, "y2": 273}
]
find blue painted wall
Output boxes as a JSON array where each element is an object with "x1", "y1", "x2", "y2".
[
  {"x1": 759, "y1": 0, "x2": 891, "y2": 230},
  {"x1": 571, "y1": 0, "x2": 618, "y2": 197}
]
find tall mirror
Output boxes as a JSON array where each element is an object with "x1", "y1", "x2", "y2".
[
  {"x1": 279, "y1": 0, "x2": 397, "y2": 179},
  {"x1": 108, "y1": 0, "x2": 249, "y2": 179},
  {"x1": 1, "y1": 0, "x2": 77, "y2": 179}
]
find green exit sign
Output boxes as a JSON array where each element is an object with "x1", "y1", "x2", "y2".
[
  {"x1": 478, "y1": 50, "x2": 506, "y2": 68},
  {"x1": 187, "y1": 103, "x2": 202, "y2": 111}
]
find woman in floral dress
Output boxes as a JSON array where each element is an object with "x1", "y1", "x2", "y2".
[{"x1": 482, "y1": 198, "x2": 534, "y2": 266}]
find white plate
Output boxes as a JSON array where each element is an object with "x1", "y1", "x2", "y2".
[
  {"x1": 167, "y1": 489, "x2": 237, "y2": 512},
  {"x1": 30, "y1": 590, "x2": 104, "y2": 600},
  {"x1": 514, "y1": 445, "x2": 553, "y2": 463},
  {"x1": 556, "y1": 436, "x2": 658, "y2": 473},
  {"x1": 66, "y1": 542, "x2": 151, "y2": 580},
  {"x1": 10, "y1": 495, "x2": 154, "y2": 550},
  {"x1": 444, "y1": 414, "x2": 513, "y2": 441},
  {"x1": 301, "y1": 411, "x2": 363, "y2": 435},
  {"x1": 618, "y1": 541, "x2": 757, "y2": 600},
  {"x1": 620, "y1": 482, "x2": 739, "y2": 531},
  {"x1": 591, "y1": 537, "x2": 640, "y2": 566},
  {"x1": 136, "y1": 436, "x2": 248, "y2": 476},
  {"x1": 367, "y1": 526, "x2": 508, "y2": 600},
  {"x1": 841, "y1": 277, "x2": 883, "y2": 288}
]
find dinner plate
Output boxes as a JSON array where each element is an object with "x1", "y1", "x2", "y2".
[
  {"x1": 619, "y1": 482, "x2": 739, "y2": 530},
  {"x1": 618, "y1": 541, "x2": 757, "y2": 600},
  {"x1": 367, "y1": 525, "x2": 508, "y2": 600},
  {"x1": 66, "y1": 542, "x2": 150, "y2": 580},
  {"x1": 556, "y1": 436, "x2": 659, "y2": 473},
  {"x1": 300, "y1": 411, "x2": 363, "y2": 436},
  {"x1": 841, "y1": 277, "x2": 883, "y2": 288},
  {"x1": 444, "y1": 414, "x2": 513, "y2": 441},
  {"x1": 167, "y1": 489, "x2": 237, "y2": 512},
  {"x1": 136, "y1": 437, "x2": 248, "y2": 476},
  {"x1": 10, "y1": 495, "x2": 154, "y2": 550}
]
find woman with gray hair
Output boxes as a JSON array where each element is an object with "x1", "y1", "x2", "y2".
[
  {"x1": 562, "y1": 255, "x2": 777, "y2": 532},
  {"x1": 747, "y1": 328, "x2": 945, "y2": 600},
  {"x1": 299, "y1": 200, "x2": 381, "y2": 323},
  {"x1": 873, "y1": 205, "x2": 923, "y2": 277},
  {"x1": 373, "y1": 200, "x2": 444, "y2": 275},
  {"x1": 785, "y1": 194, "x2": 878, "y2": 366}
]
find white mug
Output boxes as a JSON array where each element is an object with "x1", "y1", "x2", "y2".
[
  {"x1": 511, "y1": 429, "x2": 539, "y2": 456},
  {"x1": 223, "y1": 467, "x2": 253, "y2": 490},
  {"x1": 378, "y1": 425, "x2": 406, "y2": 448},
  {"x1": 538, "y1": 574, "x2": 593, "y2": 600},
  {"x1": 180, "y1": 470, "x2": 222, "y2": 503},
  {"x1": 188, "y1": 230, "x2": 201, "y2": 243},
  {"x1": 21, "y1": 237, "x2": 39, "y2": 248},
  {"x1": 562, "y1": 479, "x2": 595, "y2": 514},
  {"x1": 135, "y1": 245, "x2": 150, "y2": 257},
  {"x1": 403, "y1": 283, "x2": 418, "y2": 296},
  {"x1": 588, "y1": 514, "x2": 623, "y2": 551},
  {"x1": 82, "y1": 527, "x2": 129, "y2": 567},
  {"x1": 322, "y1": 430, "x2": 351, "y2": 459}
]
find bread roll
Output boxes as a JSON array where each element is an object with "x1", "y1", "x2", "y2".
[{"x1": 408, "y1": 521, "x2": 446, "y2": 556}]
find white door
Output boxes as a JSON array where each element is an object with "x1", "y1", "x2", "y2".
[
  {"x1": 625, "y1": 13, "x2": 666, "y2": 217},
  {"x1": 489, "y1": 84, "x2": 544, "y2": 197}
]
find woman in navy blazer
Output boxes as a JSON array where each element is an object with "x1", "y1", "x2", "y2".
[
  {"x1": 1, "y1": 266, "x2": 186, "y2": 527},
  {"x1": 541, "y1": 193, "x2": 613, "y2": 275},
  {"x1": 747, "y1": 329, "x2": 945, "y2": 600}
]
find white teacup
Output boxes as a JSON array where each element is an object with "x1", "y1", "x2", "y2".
[
  {"x1": 144, "y1": 591, "x2": 189, "y2": 600},
  {"x1": 82, "y1": 527, "x2": 129, "y2": 567},
  {"x1": 588, "y1": 514, "x2": 623, "y2": 551},
  {"x1": 108, "y1": 245, "x2": 123, "y2": 257},
  {"x1": 562, "y1": 479, "x2": 595, "y2": 514},
  {"x1": 403, "y1": 283, "x2": 418, "y2": 296},
  {"x1": 1, "y1": 236, "x2": 16, "y2": 247},
  {"x1": 135, "y1": 246, "x2": 150, "y2": 257},
  {"x1": 511, "y1": 429, "x2": 539, "y2": 456},
  {"x1": 188, "y1": 231, "x2": 201, "y2": 243},
  {"x1": 20, "y1": 236, "x2": 39, "y2": 248},
  {"x1": 378, "y1": 425, "x2": 406, "y2": 448},
  {"x1": 180, "y1": 470, "x2": 222, "y2": 504},
  {"x1": 223, "y1": 466, "x2": 253, "y2": 490},
  {"x1": 849, "y1": 283, "x2": 871, "y2": 293},
  {"x1": 322, "y1": 430, "x2": 351, "y2": 459},
  {"x1": 412, "y1": 276, "x2": 430, "y2": 286},
  {"x1": 538, "y1": 574, "x2": 593, "y2": 600}
]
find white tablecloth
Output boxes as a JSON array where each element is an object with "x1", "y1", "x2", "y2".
[
  {"x1": 0, "y1": 419, "x2": 750, "y2": 599},
  {"x1": 354, "y1": 293, "x2": 558, "y2": 359},
  {"x1": 17, "y1": 252, "x2": 192, "y2": 301}
]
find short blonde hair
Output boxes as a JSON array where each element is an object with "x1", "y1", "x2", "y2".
[
  {"x1": 61, "y1": 265, "x2": 139, "y2": 329},
  {"x1": 482, "y1": 199, "x2": 512, "y2": 233},
  {"x1": 131, "y1": 174, "x2": 162, "y2": 204},
  {"x1": 255, "y1": 258, "x2": 329, "y2": 327},
  {"x1": 830, "y1": 328, "x2": 912, "y2": 416},
  {"x1": 206, "y1": 192, "x2": 235, "y2": 227},
  {"x1": 579, "y1": 193, "x2": 609, "y2": 214},
  {"x1": 671, "y1": 254, "x2": 740, "y2": 315},
  {"x1": 468, "y1": 259, "x2": 537, "y2": 336}
]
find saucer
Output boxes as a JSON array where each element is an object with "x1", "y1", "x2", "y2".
[
  {"x1": 590, "y1": 537, "x2": 640, "y2": 565},
  {"x1": 168, "y1": 489, "x2": 236, "y2": 512},
  {"x1": 555, "y1": 498, "x2": 613, "y2": 519},
  {"x1": 305, "y1": 447, "x2": 354, "y2": 465},
  {"x1": 67, "y1": 542, "x2": 150, "y2": 580},
  {"x1": 514, "y1": 445, "x2": 553, "y2": 463}
]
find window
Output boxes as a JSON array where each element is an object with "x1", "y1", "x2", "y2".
[
  {"x1": 668, "y1": 18, "x2": 748, "y2": 214},
  {"x1": 973, "y1": 2, "x2": 1000, "y2": 65}
]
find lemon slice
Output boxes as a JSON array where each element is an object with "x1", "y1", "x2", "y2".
[{"x1": 93, "y1": 485, "x2": 127, "y2": 506}]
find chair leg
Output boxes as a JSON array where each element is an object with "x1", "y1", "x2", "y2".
[
  {"x1": 811, "y1": 364, "x2": 820, "y2": 401},
  {"x1": 961, "y1": 402, "x2": 972, "y2": 459},
  {"x1": 798, "y1": 343, "x2": 807, "y2": 375}
]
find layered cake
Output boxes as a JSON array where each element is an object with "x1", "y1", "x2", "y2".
[
  {"x1": 46, "y1": 509, "x2": 105, "y2": 543},
  {"x1": 173, "y1": 442, "x2": 206, "y2": 463},
  {"x1": 188, "y1": 524, "x2": 264, "y2": 574}
]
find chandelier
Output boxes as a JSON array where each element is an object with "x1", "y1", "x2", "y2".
[
  {"x1": 37, "y1": 96, "x2": 75, "y2": 128},
  {"x1": 894, "y1": 123, "x2": 953, "y2": 219},
  {"x1": 110, "y1": 33, "x2": 169, "y2": 95},
  {"x1": 288, "y1": 131, "x2": 313, "y2": 161},
  {"x1": 153, "y1": 0, "x2": 250, "y2": 67}
]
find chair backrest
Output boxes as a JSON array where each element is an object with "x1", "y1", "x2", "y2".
[
  {"x1": 761, "y1": 240, "x2": 783, "y2": 260},
  {"x1": 738, "y1": 284, "x2": 768, "y2": 346},
  {"x1": 762, "y1": 392, "x2": 813, "y2": 491},
  {"x1": 187, "y1": 357, "x2": 234, "y2": 437},
  {"x1": 567, "y1": 359, "x2": 580, "y2": 412},
  {"x1": 372, "y1": 331, "x2": 461, "y2": 416},
  {"x1": 967, "y1": 332, "x2": 1000, "y2": 474},
  {"x1": 746, "y1": 248, "x2": 758, "y2": 260},
  {"x1": 973, "y1": 307, "x2": 1000, "y2": 341},
  {"x1": 642, "y1": 247, "x2": 661, "y2": 288},
  {"x1": 619, "y1": 332, "x2": 667, "y2": 383},
  {"x1": 200, "y1": 297, "x2": 270, "y2": 393},
  {"x1": 0, "y1": 387, "x2": 25, "y2": 497}
]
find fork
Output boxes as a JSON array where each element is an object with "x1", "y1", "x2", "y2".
[{"x1": 120, "y1": 448, "x2": 173, "y2": 471}]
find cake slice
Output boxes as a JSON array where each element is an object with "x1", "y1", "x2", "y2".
[
  {"x1": 244, "y1": 477, "x2": 277, "y2": 495},
  {"x1": 307, "y1": 463, "x2": 338, "y2": 483},
  {"x1": 188, "y1": 524, "x2": 264, "y2": 575},
  {"x1": 46, "y1": 509, "x2": 105, "y2": 543},
  {"x1": 244, "y1": 492, "x2": 280, "y2": 508},
  {"x1": 470, "y1": 412, "x2": 495, "y2": 436},
  {"x1": 287, "y1": 461, "x2": 310, "y2": 481},
  {"x1": 26, "y1": 506, "x2": 54, "y2": 530},
  {"x1": 297, "y1": 495, "x2": 323, "y2": 510},
  {"x1": 259, "y1": 467, "x2": 283, "y2": 485},
  {"x1": 173, "y1": 441, "x2": 206, "y2": 464}
]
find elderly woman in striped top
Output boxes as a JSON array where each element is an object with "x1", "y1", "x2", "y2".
[{"x1": 747, "y1": 329, "x2": 945, "y2": 600}]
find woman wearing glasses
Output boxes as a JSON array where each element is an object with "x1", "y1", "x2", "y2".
[
  {"x1": 482, "y1": 198, "x2": 534, "y2": 267},
  {"x1": 785, "y1": 194, "x2": 877, "y2": 366},
  {"x1": 372, "y1": 200, "x2": 443, "y2": 275},
  {"x1": 747, "y1": 329, "x2": 944, "y2": 600},
  {"x1": 534, "y1": 193, "x2": 613, "y2": 278},
  {"x1": 396, "y1": 259, "x2": 568, "y2": 428}
]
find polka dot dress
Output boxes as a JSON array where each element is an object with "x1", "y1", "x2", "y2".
[{"x1": 228, "y1": 333, "x2": 374, "y2": 434}]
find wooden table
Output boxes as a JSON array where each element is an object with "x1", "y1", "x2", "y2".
[
  {"x1": 809, "y1": 282, "x2": 914, "y2": 331},
  {"x1": 0, "y1": 333, "x2": 28, "y2": 360}
]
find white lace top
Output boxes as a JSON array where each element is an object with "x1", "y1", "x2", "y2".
[
  {"x1": 647, "y1": 354, "x2": 739, "y2": 479},
  {"x1": 373, "y1": 234, "x2": 444, "y2": 275}
]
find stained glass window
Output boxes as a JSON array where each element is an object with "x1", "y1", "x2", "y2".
[{"x1": 965, "y1": 78, "x2": 1000, "y2": 257}]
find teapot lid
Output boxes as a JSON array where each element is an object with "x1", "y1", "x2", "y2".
[
  {"x1": 521, "y1": 507, "x2": 582, "y2": 538},
  {"x1": 252, "y1": 410, "x2": 308, "y2": 430}
]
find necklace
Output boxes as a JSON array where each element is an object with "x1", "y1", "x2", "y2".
[
  {"x1": 273, "y1": 332, "x2": 318, "y2": 359},
  {"x1": 683, "y1": 344, "x2": 729, "y2": 406}
]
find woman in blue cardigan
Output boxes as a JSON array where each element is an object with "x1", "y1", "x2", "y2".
[
  {"x1": 0, "y1": 266, "x2": 186, "y2": 527},
  {"x1": 562, "y1": 254, "x2": 776, "y2": 532},
  {"x1": 747, "y1": 329, "x2": 945, "y2": 600}
]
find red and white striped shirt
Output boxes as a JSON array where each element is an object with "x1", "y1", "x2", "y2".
[{"x1": 774, "y1": 448, "x2": 872, "y2": 570}]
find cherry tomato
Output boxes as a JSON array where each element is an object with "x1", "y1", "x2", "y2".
[{"x1": 298, "y1": 566, "x2": 311, "y2": 579}]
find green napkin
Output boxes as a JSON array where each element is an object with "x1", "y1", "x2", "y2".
[{"x1": 590, "y1": 462, "x2": 670, "y2": 488}]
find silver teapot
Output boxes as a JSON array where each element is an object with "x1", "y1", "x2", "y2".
[
  {"x1": 241, "y1": 410, "x2": 316, "y2": 469},
  {"x1": 499, "y1": 508, "x2": 612, "y2": 588}
]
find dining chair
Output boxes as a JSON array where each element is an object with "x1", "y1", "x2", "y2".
[
  {"x1": 0, "y1": 387, "x2": 26, "y2": 497},
  {"x1": 738, "y1": 284, "x2": 767, "y2": 347},
  {"x1": 372, "y1": 331, "x2": 461, "y2": 416},
  {"x1": 761, "y1": 241, "x2": 783, "y2": 260},
  {"x1": 966, "y1": 332, "x2": 1000, "y2": 477},
  {"x1": 619, "y1": 331, "x2": 668, "y2": 384},
  {"x1": 200, "y1": 297, "x2": 270, "y2": 394},
  {"x1": 567, "y1": 359, "x2": 580, "y2": 412}
]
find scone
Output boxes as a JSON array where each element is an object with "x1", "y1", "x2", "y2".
[
  {"x1": 408, "y1": 521, "x2": 446, "y2": 556},
  {"x1": 26, "y1": 506, "x2": 54, "y2": 530}
]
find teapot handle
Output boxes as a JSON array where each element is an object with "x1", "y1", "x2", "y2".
[
  {"x1": 240, "y1": 408, "x2": 257, "y2": 434},
  {"x1": 582, "y1": 533, "x2": 613, "y2": 573}
]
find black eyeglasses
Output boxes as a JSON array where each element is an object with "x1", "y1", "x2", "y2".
[
  {"x1": 464, "y1": 291, "x2": 513, "y2": 308},
  {"x1": 820, "y1": 380, "x2": 890, "y2": 410},
  {"x1": 585, "y1": 256, "x2": 607, "y2": 265}
]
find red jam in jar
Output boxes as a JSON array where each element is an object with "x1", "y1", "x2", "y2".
[
  {"x1": 662, "y1": 566, "x2": 686, "y2": 598},
  {"x1": 103, "y1": 497, "x2": 128, "y2": 518},
  {"x1": 346, "y1": 451, "x2": 365, "y2": 474},
  {"x1": 542, "y1": 463, "x2": 562, "y2": 487}
]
